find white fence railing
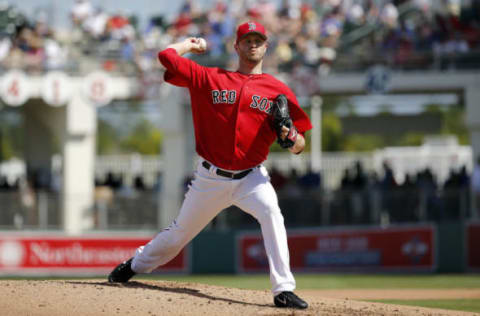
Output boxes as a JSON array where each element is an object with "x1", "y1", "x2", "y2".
[{"x1": 0, "y1": 142, "x2": 473, "y2": 190}]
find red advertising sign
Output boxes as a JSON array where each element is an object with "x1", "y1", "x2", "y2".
[
  {"x1": 238, "y1": 225, "x2": 435, "y2": 272},
  {"x1": 0, "y1": 235, "x2": 188, "y2": 275},
  {"x1": 467, "y1": 222, "x2": 480, "y2": 270}
]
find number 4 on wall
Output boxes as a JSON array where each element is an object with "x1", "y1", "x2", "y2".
[
  {"x1": 7, "y1": 79, "x2": 19, "y2": 97},
  {"x1": 0, "y1": 71, "x2": 31, "y2": 106}
]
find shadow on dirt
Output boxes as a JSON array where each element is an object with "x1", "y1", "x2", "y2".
[{"x1": 66, "y1": 281, "x2": 271, "y2": 308}]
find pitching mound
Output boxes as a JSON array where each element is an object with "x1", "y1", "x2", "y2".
[{"x1": 0, "y1": 280, "x2": 477, "y2": 315}]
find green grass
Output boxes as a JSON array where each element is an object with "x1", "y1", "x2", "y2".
[
  {"x1": 139, "y1": 274, "x2": 480, "y2": 290},
  {"x1": 368, "y1": 299, "x2": 480, "y2": 314},
  {"x1": 2, "y1": 274, "x2": 480, "y2": 291}
]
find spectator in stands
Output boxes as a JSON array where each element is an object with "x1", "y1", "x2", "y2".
[
  {"x1": 37, "y1": 13, "x2": 68, "y2": 70},
  {"x1": 120, "y1": 36, "x2": 135, "y2": 63},
  {"x1": 414, "y1": 22, "x2": 435, "y2": 53},
  {"x1": 337, "y1": 167, "x2": 353, "y2": 224},
  {"x1": 402, "y1": 173, "x2": 416, "y2": 189},
  {"x1": 134, "y1": 175, "x2": 146, "y2": 191},
  {"x1": 320, "y1": 5, "x2": 343, "y2": 51},
  {"x1": 204, "y1": 1, "x2": 234, "y2": 57},
  {"x1": 43, "y1": 33, "x2": 67, "y2": 70},
  {"x1": 269, "y1": 166, "x2": 288, "y2": 192},
  {"x1": 434, "y1": 32, "x2": 470, "y2": 63},
  {"x1": 15, "y1": 26, "x2": 43, "y2": 71},
  {"x1": 343, "y1": 3, "x2": 366, "y2": 35},
  {"x1": 104, "y1": 171, "x2": 123, "y2": 190},
  {"x1": 352, "y1": 161, "x2": 367, "y2": 190},
  {"x1": 416, "y1": 167, "x2": 440, "y2": 220},
  {"x1": 274, "y1": 37, "x2": 294, "y2": 71},
  {"x1": 71, "y1": 0, "x2": 93, "y2": 26},
  {"x1": 443, "y1": 169, "x2": 461, "y2": 219},
  {"x1": 379, "y1": 161, "x2": 399, "y2": 221},
  {"x1": 83, "y1": 7, "x2": 109, "y2": 40},
  {"x1": 367, "y1": 170, "x2": 381, "y2": 190},
  {"x1": 381, "y1": 161, "x2": 397, "y2": 189},
  {"x1": 340, "y1": 167, "x2": 353, "y2": 190},
  {"x1": 445, "y1": 166, "x2": 470, "y2": 219},
  {"x1": 107, "y1": 12, "x2": 135, "y2": 41},
  {"x1": 398, "y1": 174, "x2": 418, "y2": 222},
  {"x1": 417, "y1": 167, "x2": 436, "y2": 191},
  {"x1": 458, "y1": 166, "x2": 470, "y2": 189},
  {"x1": 0, "y1": 176, "x2": 10, "y2": 190},
  {"x1": 380, "y1": 3, "x2": 399, "y2": 29},
  {"x1": 298, "y1": 165, "x2": 321, "y2": 192},
  {"x1": 281, "y1": 168, "x2": 303, "y2": 198}
]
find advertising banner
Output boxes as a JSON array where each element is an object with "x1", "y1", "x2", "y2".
[
  {"x1": 0, "y1": 235, "x2": 188, "y2": 275},
  {"x1": 238, "y1": 225, "x2": 435, "y2": 273},
  {"x1": 467, "y1": 222, "x2": 480, "y2": 270}
]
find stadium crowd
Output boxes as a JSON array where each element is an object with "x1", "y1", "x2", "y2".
[
  {"x1": 0, "y1": 0, "x2": 480, "y2": 77},
  {"x1": 333, "y1": 160, "x2": 473, "y2": 224}
]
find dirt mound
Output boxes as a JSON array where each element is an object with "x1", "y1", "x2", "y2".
[{"x1": 0, "y1": 280, "x2": 476, "y2": 316}]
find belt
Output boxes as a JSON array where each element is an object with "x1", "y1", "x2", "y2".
[{"x1": 202, "y1": 161, "x2": 253, "y2": 180}]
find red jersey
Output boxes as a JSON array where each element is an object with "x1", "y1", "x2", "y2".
[{"x1": 158, "y1": 48, "x2": 312, "y2": 170}]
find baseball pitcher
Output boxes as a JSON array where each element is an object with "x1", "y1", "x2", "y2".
[{"x1": 108, "y1": 21, "x2": 312, "y2": 310}]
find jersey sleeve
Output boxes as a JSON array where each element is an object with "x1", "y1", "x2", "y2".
[
  {"x1": 158, "y1": 48, "x2": 207, "y2": 88},
  {"x1": 284, "y1": 88, "x2": 313, "y2": 135}
]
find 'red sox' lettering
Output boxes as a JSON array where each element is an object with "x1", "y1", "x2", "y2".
[
  {"x1": 212, "y1": 90, "x2": 237, "y2": 104},
  {"x1": 250, "y1": 95, "x2": 273, "y2": 114}
]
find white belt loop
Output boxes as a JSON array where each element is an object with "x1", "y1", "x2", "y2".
[{"x1": 204, "y1": 159, "x2": 216, "y2": 175}]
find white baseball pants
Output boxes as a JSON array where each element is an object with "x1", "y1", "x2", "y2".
[{"x1": 131, "y1": 159, "x2": 296, "y2": 295}]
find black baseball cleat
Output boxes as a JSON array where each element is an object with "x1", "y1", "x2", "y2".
[
  {"x1": 274, "y1": 291, "x2": 308, "y2": 309},
  {"x1": 108, "y1": 257, "x2": 136, "y2": 283}
]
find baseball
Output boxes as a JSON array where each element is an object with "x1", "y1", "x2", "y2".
[{"x1": 198, "y1": 38, "x2": 207, "y2": 51}]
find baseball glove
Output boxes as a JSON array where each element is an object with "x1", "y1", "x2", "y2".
[{"x1": 271, "y1": 94, "x2": 298, "y2": 149}]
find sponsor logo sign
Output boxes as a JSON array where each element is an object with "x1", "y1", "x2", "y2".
[
  {"x1": 0, "y1": 236, "x2": 188, "y2": 274},
  {"x1": 238, "y1": 226, "x2": 435, "y2": 272}
]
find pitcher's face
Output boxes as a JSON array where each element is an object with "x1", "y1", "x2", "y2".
[{"x1": 235, "y1": 33, "x2": 268, "y2": 64}]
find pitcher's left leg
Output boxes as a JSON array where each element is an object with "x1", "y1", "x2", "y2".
[{"x1": 234, "y1": 168, "x2": 295, "y2": 295}]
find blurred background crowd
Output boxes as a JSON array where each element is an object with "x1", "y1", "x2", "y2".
[{"x1": 1, "y1": 0, "x2": 480, "y2": 76}]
